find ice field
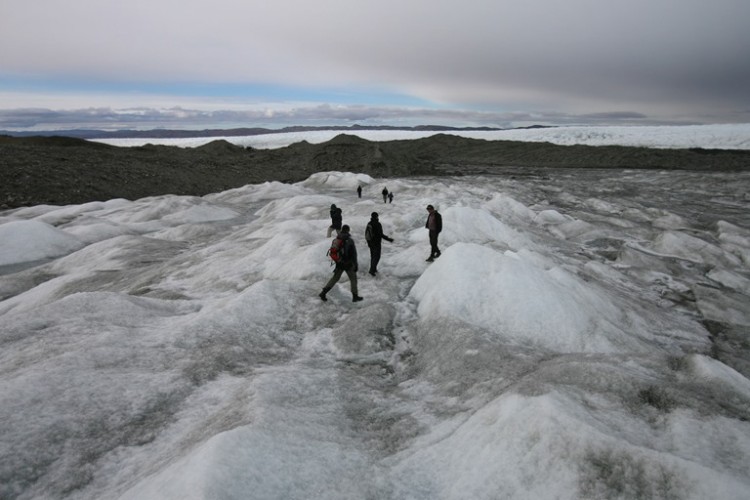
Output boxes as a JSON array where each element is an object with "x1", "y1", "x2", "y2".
[{"x1": 2, "y1": 127, "x2": 750, "y2": 499}]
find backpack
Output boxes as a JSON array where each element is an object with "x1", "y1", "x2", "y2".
[
  {"x1": 327, "y1": 236, "x2": 347, "y2": 264},
  {"x1": 365, "y1": 223, "x2": 373, "y2": 243}
]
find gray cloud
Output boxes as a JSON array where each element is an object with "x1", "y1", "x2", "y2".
[
  {"x1": 0, "y1": 105, "x2": 672, "y2": 132},
  {"x1": 1, "y1": 0, "x2": 749, "y2": 127}
]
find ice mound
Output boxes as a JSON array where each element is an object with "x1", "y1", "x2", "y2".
[
  {"x1": 300, "y1": 171, "x2": 375, "y2": 190},
  {"x1": 439, "y1": 206, "x2": 529, "y2": 249},
  {"x1": 652, "y1": 230, "x2": 741, "y2": 267},
  {"x1": 409, "y1": 243, "x2": 645, "y2": 353},
  {"x1": 0, "y1": 220, "x2": 83, "y2": 266}
]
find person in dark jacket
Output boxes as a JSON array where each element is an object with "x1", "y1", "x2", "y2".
[
  {"x1": 382, "y1": 187, "x2": 389, "y2": 203},
  {"x1": 425, "y1": 204, "x2": 442, "y2": 262},
  {"x1": 357, "y1": 185, "x2": 362, "y2": 198},
  {"x1": 319, "y1": 225, "x2": 363, "y2": 302},
  {"x1": 364, "y1": 212, "x2": 394, "y2": 276},
  {"x1": 327, "y1": 204, "x2": 342, "y2": 237}
]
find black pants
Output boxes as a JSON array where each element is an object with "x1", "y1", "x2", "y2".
[
  {"x1": 368, "y1": 244, "x2": 381, "y2": 273},
  {"x1": 429, "y1": 231, "x2": 440, "y2": 257}
]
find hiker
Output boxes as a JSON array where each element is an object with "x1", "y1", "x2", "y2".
[
  {"x1": 365, "y1": 212, "x2": 394, "y2": 276},
  {"x1": 320, "y1": 225, "x2": 363, "y2": 302},
  {"x1": 382, "y1": 187, "x2": 389, "y2": 203},
  {"x1": 327, "y1": 203, "x2": 342, "y2": 237},
  {"x1": 425, "y1": 204, "x2": 442, "y2": 262},
  {"x1": 357, "y1": 185, "x2": 362, "y2": 198},
  {"x1": 388, "y1": 192, "x2": 394, "y2": 204}
]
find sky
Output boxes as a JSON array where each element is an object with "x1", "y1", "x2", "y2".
[
  {"x1": 2, "y1": 141, "x2": 750, "y2": 497},
  {"x1": 1, "y1": 0, "x2": 750, "y2": 131}
]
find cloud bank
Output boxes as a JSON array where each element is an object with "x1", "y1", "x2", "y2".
[
  {"x1": 0, "y1": 104, "x2": 659, "y2": 131},
  {"x1": 1, "y1": 0, "x2": 749, "y2": 129}
]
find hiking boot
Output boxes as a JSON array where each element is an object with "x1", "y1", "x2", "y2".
[
  {"x1": 352, "y1": 295, "x2": 364, "y2": 302},
  {"x1": 426, "y1": 257, "x2": 434, "y2": 262},
  {"x1": 319, "y1": 287, "x2": 330, "y2": 301},
  {"x1": 434, "y1": 251, "x2": 441, "y2": 258},
  {"x1": 369, "y1": 271, "x2": 377, "y2": 276}
]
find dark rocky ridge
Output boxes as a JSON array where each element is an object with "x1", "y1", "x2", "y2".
[{"x1": 2, "y1": 133, "x2": 749, "y2": 208}]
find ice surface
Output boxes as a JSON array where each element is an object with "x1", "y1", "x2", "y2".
[
  {"x1": 0, "y1": 220, "x2": 83, "y2": 266},
  {"x1": 1, "y1": 127, "x2": 750, "y2": 499},
  {"x1": 409, "y1": 243, "x2": 674, "y2": 354}
]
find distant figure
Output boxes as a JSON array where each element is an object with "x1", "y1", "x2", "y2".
[
  {"x1": 388, "y1": 192, "x2": 394, "y2": 204},
  {"x1": 365, "y1": 212, "x2": 394, "y2": 276},
  {"x1": 382, "y1": 187, "x2": 389, "y2": 203},
  {"x1": 425, "y1": 204, "x2": 442, "y2": 262},
  {"x1": 327, "y1": 204, "x2": 342, "y2": 238},
  {"x1": 357, "y1": 185, "x2": 362, "y2": 198},
  {"x1": 319, "y1": 225, "x2": 363, "y2": 302}
]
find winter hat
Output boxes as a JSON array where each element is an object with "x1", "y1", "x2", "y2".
[
  {"x1": 331, "y1": 204, "x2": 337, "y2": 209},
  {"x1": 371, "y1": 212, "x2": 379, "y2": 219}
]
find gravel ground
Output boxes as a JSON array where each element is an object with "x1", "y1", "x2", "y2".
[{"x1": 2, "y1": 133, "x2": 749, "y2": 208}]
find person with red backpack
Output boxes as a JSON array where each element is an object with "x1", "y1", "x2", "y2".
[{"x1": 319, "y1": 225, "x2": 363, "y2": 302}]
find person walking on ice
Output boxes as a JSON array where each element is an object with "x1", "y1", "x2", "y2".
[
  {"x1": 319, "y1": 225, "x2": 363, "y2": 302},
  {"x1": 327, "y1": 204, "x2": 342, "y2": 237},
  {"x1": 357, "y1": 185, "x2": 362, "y2": 198},
  {"x1": 425, "y1": 204, "x2": 442, "y2": 262},
  {"x1": 365, "y1": 212, "x2": 394, "y2": 276},
  {"x1": 382, "y1": 187, "x2": 389, "y2": 203}
]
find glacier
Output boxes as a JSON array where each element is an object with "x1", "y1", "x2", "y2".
[{"x1": 1, "y1": 129, "x2": 750, "y2": 499}]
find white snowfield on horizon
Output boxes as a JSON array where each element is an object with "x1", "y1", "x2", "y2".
[
  {"x1": 94, "y1": 122, "x2": 750, "y2": 150},
  {"x1": 1, "y1": 126, "x2": 750, "y2": 499}
]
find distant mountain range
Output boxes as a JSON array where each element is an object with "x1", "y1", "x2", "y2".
[{"x1": 0, "y1": 124, "x2": 550, "y2": 139}]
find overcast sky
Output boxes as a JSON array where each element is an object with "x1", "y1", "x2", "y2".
[{"x1": 1, "y1": 0, "x2": 749, "y2": 131}]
